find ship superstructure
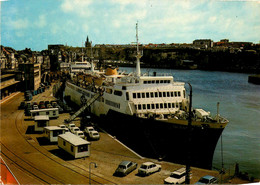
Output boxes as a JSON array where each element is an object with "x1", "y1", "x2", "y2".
[{"x1": 64, "y1": 23, "x2": 229, "y2": 169}]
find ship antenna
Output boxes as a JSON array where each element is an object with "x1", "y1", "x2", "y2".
[{"x1": 136, "y1": 22, "x2": 142, "y2": 77}]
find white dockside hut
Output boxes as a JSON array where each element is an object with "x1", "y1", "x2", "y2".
[
  {"x1": 34, "y1": 115, "x2": 49, "y2": 131},
  {"x1": 30, "y1": 108, "x2": 59, "y2": 119},
  {"x1": 44, "y1": 126, "x2": 64, "y2": 142},
  {"x1": 58, "y1": 132, "x2": 91, "y2": 158}
]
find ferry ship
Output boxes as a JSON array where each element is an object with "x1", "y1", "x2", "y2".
[{"x1": 64, "y1": 23, "x2": 229, "y2": 169}]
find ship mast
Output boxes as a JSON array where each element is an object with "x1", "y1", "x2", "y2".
[{"x1": 136, "y1": 22, "x2": 142, "y2": 77}]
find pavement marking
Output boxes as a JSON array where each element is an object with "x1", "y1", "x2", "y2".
[{"x1": 0, "y1": 92, "x2": 21, "y2": 105}]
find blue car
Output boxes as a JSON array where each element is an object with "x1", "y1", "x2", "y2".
[{"x1": 195, "y1": 175, "x2": 218, "y2": 184}]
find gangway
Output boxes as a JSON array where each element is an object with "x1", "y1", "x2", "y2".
[{"x1": 64, "y1": 91, "x2": 102, "y2": 123}]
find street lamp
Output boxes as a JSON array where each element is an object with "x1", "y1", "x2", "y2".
[
  {"x1": 185, "y1": 82, "x2": 192, "y2": 184},
  {"x1": 89, "y1": 162, "x2": 98, "y2": 185}
]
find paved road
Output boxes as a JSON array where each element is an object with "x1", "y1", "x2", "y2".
[{"x1": 0, "y1": 88, "x2": 114, "y2": 184}]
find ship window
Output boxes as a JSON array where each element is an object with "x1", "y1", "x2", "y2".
[
  {"x1": 114, "y1": 90, "x2": 122, "y2": 96},
  {"x1": 126, "y1": 92, "x2": 129, "y2": 100},
  {"x1": 160, "y1": 103, "x2": 163, "y2": 108},
  {"x1": 63, "y1": 141, "x2": 66, "y2": 146},
  {"x1": 179, "y1": 103, "x2": 182, "y2": 109},
  {"x1": 156, "y1": 80, "x2": 159, "y2": 84},
  {"x1": 150, "y1": 92, "x2": 154, "y2": 98},
  {"x1": 135, "y1": 105, "x2": 137, "y2": 110},
  {"x1": 133, "y1": 93, "x2": 136, "y2": 99},
  {"x1": 71, "y1": 146, "x2": 74, "y2": 152},
  {"x1": 164, "y1": 103, "x2": 167, "y2": 108},
  {"x1": 174, "y1": 92, "x2": 177, "y2": 96},
  {"x1": 168, "y1": 103, "x2": 171, "y2": 108},
  {"x1": 160, "y1": 80, "x2": 163, "y2": 83},
  {"x1": 156, "y1": 104, "x2": 159, "y2": 109},
  {"x1": 142, "y1": 93, "x2": 145, "y2": 98},
  {"x1": 167, "y1": 92, "x2": 170, "y2": 97},
  {"x1": 159, "y1": 92, "x2": 162, "y2": 97},
  {"x1": 155, "y1": 92, "x2": 158, "y2": 97},
  {"x1": 176, "y1": 103, "x2": 179, "y2": 108},
  {"x1": 146, "y1": 92, "x2": 149, "y2": 98},
  {"x1": 152, "y1": 80, "x2": 155, "y2": 83},
  {"x1": 46, "y1": 111, "x2": 49, "y2": 115},
  {"x1": 143, "y1": 104, "x2": 146, "y2": 109},
  {"x1": 137, "y1": 93, "x2": 141, "y2": 98},
  {"x1": 178, "y1": 91, "x2": 181, "y2": 97},
  {"x1": 122, "y1": 86, "x2": 127, "y2": 90},
  {"x1": 183, "y1": 90, "x2": 186, "y2": 98},
  {"x1": 148, "y1": 81, "x2": 151, "y2": 84},
  {"x1": 152, "y1": 104, "x2": 155, "y2": 109},
  {"x1": 172, "y1": 103, "x2": 175, "y2": 108},
  {"x1": 171, "y1": 92, "x2": 174, "y2": 97},
  {"x1": 163, "y1": 92, "x2": 166, "y2": 97},
  {"x1": 163, "y1": 80, "x2": 167, "y2": 83},
  {"x1": 144, "y1": 81, "x2": 148, "y2": 84},
  {"x1": 138, "y1": 104, "x2": 141, "y2": 110},
  {"x1": 147, "y1": 104, "x2": 150, "y2": 109}
]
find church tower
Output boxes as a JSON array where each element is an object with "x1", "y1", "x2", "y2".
[{"x1": 85, "y1": 36, "x2": 91, "y2": 47}]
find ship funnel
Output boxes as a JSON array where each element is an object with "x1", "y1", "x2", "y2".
[{"x1": 136, "y1": 22, "x2": 142, "y2": 77}]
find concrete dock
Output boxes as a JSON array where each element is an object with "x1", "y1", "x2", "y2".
[{"x1": 0, "y1": 82, "x2": 250, "y2": 184}]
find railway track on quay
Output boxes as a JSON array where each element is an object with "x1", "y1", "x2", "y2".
[{"x1": 0, "y1": 91, "x2": 115, "y2": 184}]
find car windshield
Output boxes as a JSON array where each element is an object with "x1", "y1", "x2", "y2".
[
  {"x1": 170, "y1": 174, "x2": 181, "y2": 179},
  {"x1": 199, "y1": 178, "x2": 210, "y2": 183},
  {"x1": 140, "y1": 165, "x2": 148, "y2": 169},
  {"x1": 93, "y1": 133, "x2": 99, "y2": 136},
  {"x1": 89, "y1": 128, "x2": 94, "y2": 131},
  {"x1": 119, "y1": 165, "x2": 126, "y2": 169},
  {"x1": 75, "y1": 128, "x2": 79, "y2": 131}
]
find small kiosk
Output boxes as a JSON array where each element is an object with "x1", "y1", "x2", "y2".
[
  {"x1": 58, "y1": 132, "x2": 91, "y2": 158},
  {"x1": 30, "y1": 108, "x2": 59, "y2": 119},
  {"x1": 34, "y1": 115, "x2": 49, "y2": 132},
  {"x1": 44, "y1": 126, "x2": 64, "y2": 142}
]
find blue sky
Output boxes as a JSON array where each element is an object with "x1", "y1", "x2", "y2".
[{"x1": 1, "y1": 0, "x2": 260, "y2": 51}]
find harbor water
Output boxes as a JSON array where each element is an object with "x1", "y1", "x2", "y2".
[{"x1": 120, "y1": 67, "x2": 260, "y2": 178}]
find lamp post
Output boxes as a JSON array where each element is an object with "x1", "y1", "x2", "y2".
[
  {"x1": 185, "y1": 82, "x2": 192, "y2": 184},
  {"x1": 89, "y1": 162, "x2": 98, "y2": 185}
]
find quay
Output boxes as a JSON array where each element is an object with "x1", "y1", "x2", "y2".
[
  {"x1": 0, "y1": 82, "x2": 252, "y2": 184},
  {"x1": 248, "y1": 74, "x2": 260, "y2": 85}
]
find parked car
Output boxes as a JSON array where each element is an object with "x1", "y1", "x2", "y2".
[
  {"x1": 33, "y1": 105, "x2": 39, "y2": 110},
  {"x1": 88, "y1": 131, "x2": 100, "y2": 140},
  {"x1": 39, "y1": 104, "x2": 46, "y2": 109},
  {"x1": 71, "y1": 127, "x2": 80, "y2": 134},
  {"x1": 57, "y1": 105, "x2": 64, "y2": 113},
  {"x1": 46, "y1": 104, "x2": 52, "y2": 108},
  {"x1": 84, "y1": 126, "x2": 95, "y2": 134},
  {"x1": 114, "y1": 161, "x2": 138, "y2": 176},
  {"x1": 75, "y1": 131, "x2": 85, "y2": 138},
  {"x1": 58, "y1": 124, "x2": 69, "y2": 133},
  {"x1": 138, "y1": 162, "x2": 161, "y2": 176},
  {"x1": 67, "y1": 123, "x2": 76, "y2": 132},
  {"x1": 195, "y1": 175, "x2": 218, "y2": 184},
  {"x1": 63, "y1": 104, "x2": 72, "y2": 113},
  {"x1": 164, "y1": 167, "x2": 191, "y2": 184}
]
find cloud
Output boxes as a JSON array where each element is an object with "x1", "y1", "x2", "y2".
[
  {"x1": 35, "y1": 15, "x2": 47, "y2": 28},
  {"x1": 61, "y1": 0, "x2": 93, "y2": 17},
  {"x1": 9, "y1": 18, "x2": 29, "y2": 29}
]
